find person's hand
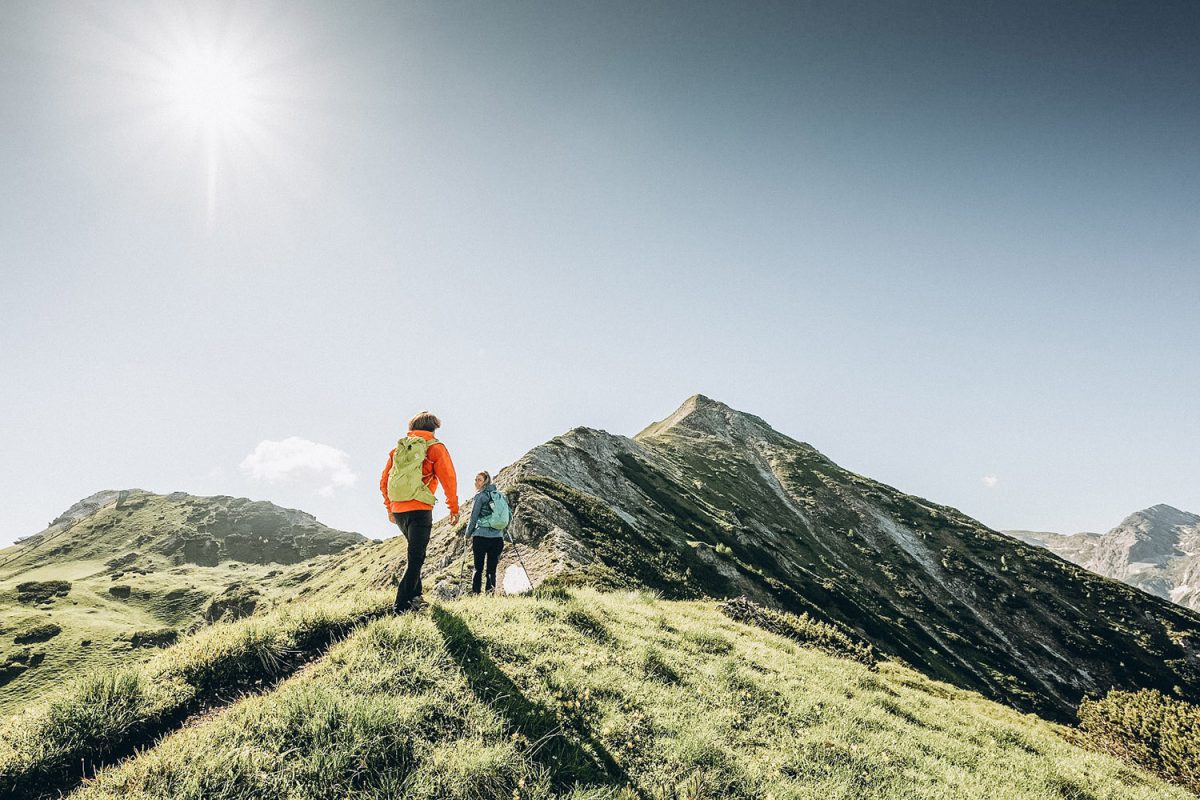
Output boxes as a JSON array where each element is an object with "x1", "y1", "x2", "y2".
[
  {"x1": 450, "y1": 512, "x2": 460, "y2": 526},
  {"x1": 387, "y1": 511, "x2": 396, "y2": 524}
]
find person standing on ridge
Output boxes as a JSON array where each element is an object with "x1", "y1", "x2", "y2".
[
  {"x1": 465, "y1": 470, "x2": 508, "y2": 595},
  {"x1": 381, "y1": 411, "x2": 459, "y2": 613}
]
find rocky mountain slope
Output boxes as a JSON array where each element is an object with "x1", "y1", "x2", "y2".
[
  {"x1": 1005, "y1": 529, "x2": 1100, "y2": 562},
  {"x1": 397, "y1": 395, "x2": 1199, "y2": 723},
  {"x1": 0, "y1": 490, "x2": 366, "y2": 714},
  {"x1": 1007, "y1": 505, "x2": 1200, "y2": 612}
]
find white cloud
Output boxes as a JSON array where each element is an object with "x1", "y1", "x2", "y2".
[
  {"x1": 982, "y1": 474, "x2": 999, "y2": 489},
  {"x1": 240, "y1": 437, "x2": 357, "y2": 496}
]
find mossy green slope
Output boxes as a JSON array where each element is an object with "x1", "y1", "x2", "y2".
[
  {"x1": 66, "y1": 590, "x2": 1190, "y2": 800},
  {"x1": 0, "y1": 491, "x2": 367, "y2": 716}
]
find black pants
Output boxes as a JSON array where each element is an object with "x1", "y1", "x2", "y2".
[
  {"x1": 393, "y1": 509, "x2": 432, "y2": 611},
  {"x1": 471, "y1": 535, "x2": 504, "y2": 594}
]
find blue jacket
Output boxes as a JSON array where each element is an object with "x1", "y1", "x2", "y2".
[{"x1": 466, "y1": 483, "x2": 504, "y2": 538}]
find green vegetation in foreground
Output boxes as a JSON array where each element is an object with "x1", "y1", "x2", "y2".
[
  {"x1": 56, "y1": 590, "x2": 1189, "y2": 800},
  {"x1": 0, "y1": 558, "x2": 308, "y2": 716},
  {"x1": 1078, "y1": 688, "x2": 1200, "y2": 793},
  {"x1": 0, "y1": 594, "x2": 386, "y2": 799}
]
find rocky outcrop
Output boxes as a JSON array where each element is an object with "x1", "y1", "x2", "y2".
[{"x1": 1010, "y1": 505, "x2": 1200, "y2": 612}]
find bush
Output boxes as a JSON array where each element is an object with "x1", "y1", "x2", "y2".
[
  {"x1": 127, "y1": 628, "x2": 178, "y2": 649},
  {"x1": 14, "y1": 623, "x2": 61, "y2": 644},
  {"x1": 1078, "y1": 688, "x2": 1200, "y2": 793},
  {"x1": 15, "y1": 581, "x2": 70, "y2": 604},
  {"x1": 717, "y1": 596, "x2": 876, "y2": 666},
  {"x1": 203, "y1": 584, "x2": 260, "y2": 623}
]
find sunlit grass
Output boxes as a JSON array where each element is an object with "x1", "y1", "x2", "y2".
[
  {"x1": 58, "y1": 589, "x2": 1188, "y2": 800},
  {"x1": 0, "y1": 592, "x2": 388, "y2": 798}
]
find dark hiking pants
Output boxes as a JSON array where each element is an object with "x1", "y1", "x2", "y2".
[
  {"x1": 393, "y1": 509, "x2": 433, "y2": 611},
  {"x1": 471, "y1": 535, "x2": 504, "y2": 594}
]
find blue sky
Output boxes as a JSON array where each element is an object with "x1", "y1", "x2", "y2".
[{"x1": 1, "y1": 1, "x2": 1197, "y2": 545}]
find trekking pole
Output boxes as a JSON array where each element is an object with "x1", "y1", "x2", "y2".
[{"x1": 458, "y1": 533, "x2": 469, "y2": 595}]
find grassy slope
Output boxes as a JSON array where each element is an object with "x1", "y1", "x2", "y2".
[
  {"x1": 0, "y1": 593, "x2": 387, "y2": 798},
  {"x1": 0, "y1": 491, "x2": 369, "y2": 716},
  {"x1": 68, "y1": 590, "x2": 1189, "y2": 800},
  {"x1": 0, "y1": 558, "x2": 291, "y2": 716}
]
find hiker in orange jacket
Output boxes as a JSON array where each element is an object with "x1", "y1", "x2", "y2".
[{"x1": 380, "y1": 411, "x2": 459, "y2": 612}]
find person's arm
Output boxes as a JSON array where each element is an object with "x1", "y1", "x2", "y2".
[
  {"x1": 379, "y1": 450, "x2": 395, "y2": 517},
  {"x1": 466, "y1": 492, "x2": 484, "y2": 536},
  {"x1": 431, "y1": 444, "x2": 460, "y2": 518}
]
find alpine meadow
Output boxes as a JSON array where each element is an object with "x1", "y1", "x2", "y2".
[{"x1": 2, "y1": 2, "x2": 1198, "y2": 799}]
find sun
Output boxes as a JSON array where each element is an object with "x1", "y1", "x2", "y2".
[
  {"x1": 66, "y1": 2, "x2": 309, "y2": 232},
  {"x1": 164, "y1": 50, "x2": 254, "y2": 131}
]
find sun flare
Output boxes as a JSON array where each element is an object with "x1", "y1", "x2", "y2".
[
  {"x1": 70, "y1": 2, "x2": 308, "y2": 232},
  {"x1": 164, "y1": 50, "x2": 254, "y2": 130}
]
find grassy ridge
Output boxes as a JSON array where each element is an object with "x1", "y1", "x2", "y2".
[
  {"x1": 0, "y1": 592, "x2": 388, "y2": 799},
  {"x1": 65, "y1": 590, "x2": 1190, "y2": 800}
]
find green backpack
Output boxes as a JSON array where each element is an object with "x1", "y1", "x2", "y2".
[
  {"x1": 479, "y1": 489, "x2": 512, "y2": 530},
  {"x1": 386, "y1": 437, "x2": 438, "y2": 505}
]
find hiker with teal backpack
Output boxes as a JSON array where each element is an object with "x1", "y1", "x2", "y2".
[
  {"x1": 380, "y1": 411, "x2": 459, "y2": 613},
  {"x1": 465, "y1": 470, "x2": 511, "y2": 594}
]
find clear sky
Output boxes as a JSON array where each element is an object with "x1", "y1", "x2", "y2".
[{"x1": 2, "y1": 1, "x2": 1197, "y2": 546}]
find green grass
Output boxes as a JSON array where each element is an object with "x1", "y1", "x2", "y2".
[
  {"x1": 56, "y1": 590, "x2": 1191, "y2": 800},
  {"x1": 0, "y1": 558, "x2": 328, "y2": 717},
  {"x1": 0, "y1": 592, "x2": 388, "y2": 798}
]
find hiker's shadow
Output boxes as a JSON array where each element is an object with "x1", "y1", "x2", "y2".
[{"x1": 430, "y1": 606, "x2": 630, "y2": 794}]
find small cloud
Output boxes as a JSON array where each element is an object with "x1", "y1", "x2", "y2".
[
  {"x1": 240, "y1": 437, "x2": 357, "y2": 496},
  {"x1": 982, "y1": 474, "x2": 999, "y2": 489}
]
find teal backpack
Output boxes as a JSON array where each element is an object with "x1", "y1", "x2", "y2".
[{"x1": 479, "y1": 489, "x2": 512, "y2": 530}]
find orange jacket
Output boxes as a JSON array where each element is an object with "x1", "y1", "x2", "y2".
[{"x1": 379, "y1": 430, "x2": 459, "y2": 516}]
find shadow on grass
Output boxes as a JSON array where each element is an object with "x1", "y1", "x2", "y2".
[
  {"x1": 430, "y1": 606, "x2": 631, "y2": 794},
  {"x1": 1, "y1": 606, "x2": 391, "y2": 800}
]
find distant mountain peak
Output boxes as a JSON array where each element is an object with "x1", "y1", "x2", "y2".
[
  {"x1": 1127, "y1": 504, "x2": 1196, "y2": 524},
  {"x1": 635, "y1": 394, "x2": 780, "y2": 444},
  {"x1": 9, "y1": 489, "x2": 366, "y2": 572},
  {"x1": 1016, "y1": 502, "x2": 1200, "y2": 613}
]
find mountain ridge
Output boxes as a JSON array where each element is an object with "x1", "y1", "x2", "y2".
[
  {"x1": 475, "y1": 397, "x2": 1200, "y2": 721},
  {"x1": 1006, "y1": 503, "x2": 1200, "y2": 612}
]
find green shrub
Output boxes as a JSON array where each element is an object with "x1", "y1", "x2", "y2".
[
  {"x1": 127, "y1": 628, "x2": 178, "y2": 648},
  {"x1": 15, "y1": 581, "x2": 70, "y2": 604},
  {"x1": 13, "y1": 623, "x2": 61, "y2": 644},
  {"x1": 531, "y1": 582, "x2": 573, "y2": 602},
  {"x1": 1078, "y1": 688, "x2": 1200, "y2": 793},
  {"x1": 717, "y1": 596, "x2": 876, "y2": 666}
]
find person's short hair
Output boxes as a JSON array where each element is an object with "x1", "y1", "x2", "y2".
[
  {"x1": 477, "y1": 471, "x2": 491, "y2": 483},
  {"x1": 408, "y1": 411, "x2": 441, "y2": 432}
]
